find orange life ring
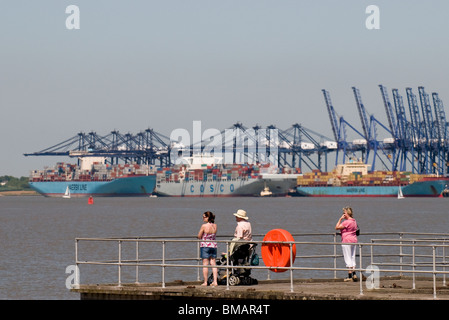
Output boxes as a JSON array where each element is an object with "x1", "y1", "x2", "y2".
[{"x1": 261, "y1": 229, "x2": 296, "y2": 273}]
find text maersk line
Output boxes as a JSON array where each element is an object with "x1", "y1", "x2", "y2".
[{"x1": 178, "y1": 304, "x2": 270, "y2": 317}]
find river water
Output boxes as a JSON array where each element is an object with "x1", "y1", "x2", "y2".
[{"x1": 1, "y1": 195, "x2": 448, "y2": 300}]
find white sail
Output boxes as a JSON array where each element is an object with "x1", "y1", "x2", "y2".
[
  {"x1": 63, "y1": 186, "x2": 71, "y2": 199},
  {"x1": 397, "y1": 186, "x2": 404, "y2": 199}
]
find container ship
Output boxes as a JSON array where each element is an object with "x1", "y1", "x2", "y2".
[
  {"x1": 29, "y1": 157, "x2": 157, "y2": 197},
  {"x1": 154, "y1": 155, "x2": 300, "y2": 197},
  {"x1": 295, "y1": 161, "x2": 448, "y2": 197}
]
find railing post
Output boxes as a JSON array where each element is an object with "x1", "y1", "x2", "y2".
[
  {"x1": 118, "y1": 240, "x2": 122, "y2": 287},
  {"x1": 197, "y1": 241, "x2": 200, "y2": 282},
  {"x1": 289, "y1": 242, "x2": 294, "y2": 293},
  {"x1": 433, "y1": 246, "x2": 437, "y2": 299},
  {"x1": 162, "y1": 240, "x2": 166, "y2": 288},
  {"x1": 333, "y1": 234, "x2": 337, "y2": 279},
  {"x1": 443, "y1": 241, "x2": 447, "y2": 287},
  {"x1": 359, "y1": 244, "x2": 363, "y2": 296},
  {"x1": 135, "y1": 240, "x2": 139, "y2": 284},
  {"x1": 75, "y1": 239, "x2": 80, "y2": 287},
  {"x1": 399, "y1": 233, "x2": 403, "y2": 276},
  {"x1": 226, "y1": 241, "x2": 230, "y2": 291},
  {"x1": 412, "y1": 240, "x2": 416, "y2": 289},
  {"x1": 264, "y1": 238, "x2": 270, "y2": 281}
]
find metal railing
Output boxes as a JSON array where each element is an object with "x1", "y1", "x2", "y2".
[{"x1": 73, "y1": 232, "x2": 449, "y2": 299}]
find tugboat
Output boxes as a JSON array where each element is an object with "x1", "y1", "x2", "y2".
[{"x1": 260, "y1": 183, "x2": 273, "y2": 197}]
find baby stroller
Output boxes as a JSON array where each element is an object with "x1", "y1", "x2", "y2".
[{"x1": 208, "y1": 240, "x2": 259, "y2": 286}]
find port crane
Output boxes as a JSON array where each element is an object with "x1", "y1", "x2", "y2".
[
  {"x1": 24, "y1": 129, "x2": 172, "y2": 167},
  {"x1": 352, "y1": 86, "x2": 397, "y2": 172},
  {"x1": 184, "y1": 122, "x2": 332, "y2": 172},
  {"x1": 322, "y1": 89, "x2": 361, "y2": 166},
  {"x1": 323, "y1": 85, "x2": 448, "y2": 174},
  {"x1": 381, "y1": 85, "x2": 448, "y2": 174},
  {"x1": 24, "y1": 86, "x2": 448, "y2": 175},
  {"x1": 391, "y1": 88, "x2": 411, "y2": 171},
  {"x1": 432, "y1": 92, "x2": 449, "y2": 174}
]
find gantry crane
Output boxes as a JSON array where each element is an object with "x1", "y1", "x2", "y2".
[{"x1": 24, "y1": 87, "x2": 449, "y2": 175}]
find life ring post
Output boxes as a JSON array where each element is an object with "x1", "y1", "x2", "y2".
[{"x1": 261, "y1": 229, "x2": 296, "y2": 273}]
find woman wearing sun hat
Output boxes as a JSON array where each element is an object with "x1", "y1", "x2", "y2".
[
  {"x1": 233, "y1": 209, "x2": 252, "y2": 241},
  {"x1": 228, "y1": 209, "x2": 252, "y2": 255}
]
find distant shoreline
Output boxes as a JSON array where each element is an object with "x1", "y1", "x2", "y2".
[{"x1": 0, "y1": 190, "x2": 39, "y2": 196}]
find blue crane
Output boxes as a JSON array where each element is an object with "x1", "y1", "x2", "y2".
[
  {"x1": 24, "y1": 129, "x2": 172, "y2": 167},
  {"x1": 418, "y1": 86, "x2": 437, "y2": 173},
  {"x1": 379, "y1": 85, "x2": 401, "y2": 171},
  {"x1": 379, "y1": 85, "x2": 398, "y2": 139},
  {"x1": 352, "y1": 87, "x2": 379, "y2": 170},
  {"x1": 352, "y1": 87, "x2": 371, "y2": 142},
  {"x1": 267, "y1": 123, "x2": 323, "y2": 170},
  {"x1": 406, "y1": 87, "x2": 426, "y2": 173},
  {"x1": 391, "y1": 88, "x2": 413, "y2": 171},
  {"x1": 432, "y1": 93, "x2": 447, "y2": 146},
  {"x1": 283, "y1": 123, "x2": 335, "y2": 172},
  {"x1": 431, "y1": 92, "x2": 448, "y2": 174},
  {"x1": 322, "y1": 89, "x2": 359, "y2": 166},
  {"x1": 418, "y1": 87, "x2": 435, "y2": 146},
  {"x1": 353, "y1": 86, "x2": 400, "y2": 171},
  {"x1": 322, "y1": 89, "x2": 340, "y2": 143},
  {"x1": 324, "y1": 88, "x2": 387, "y2": 169}
]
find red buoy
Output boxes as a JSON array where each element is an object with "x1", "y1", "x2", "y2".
[
  {"x1": 88, "y1": 196, "x2": 94, "y2": 205},
  {"x1": 261, "y1": 229, "x2": 296, "y2": 273}
]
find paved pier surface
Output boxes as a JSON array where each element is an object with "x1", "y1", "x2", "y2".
[{"x1": 72, "y1": 276, "x2": 449, "y2": 300}]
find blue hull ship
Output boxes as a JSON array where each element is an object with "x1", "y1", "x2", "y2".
[
  {"x1": 29, "y1": 175, "x2": 157, "y2": 197},
  {"x1": 296, "y1": 178, "x2": 448, "y2": 197},
  {"x1": 295, "y1": 161, "x2": 449, "y2": 197},
  {"x1": 29, "y1": 160, "x2": 157, "y2": 197}
]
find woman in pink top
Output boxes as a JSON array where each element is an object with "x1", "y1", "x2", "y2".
[
  {"x1": 197, "y1": 211, "x2": 218, "y2": 286},
  {"x1": 335, "y1": 207, "x2": 358, "y2": 282}
]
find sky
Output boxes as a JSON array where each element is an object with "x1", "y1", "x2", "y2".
[{"x1": 1, "y1": 1, "x2": 448, "y2": 177}]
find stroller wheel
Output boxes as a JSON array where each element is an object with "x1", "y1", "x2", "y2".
[{"x1": 229, "y1": 275, "x2": 240, "y2": 286}]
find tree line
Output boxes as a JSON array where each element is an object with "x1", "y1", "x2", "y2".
[{"x1": 0, "y1": 176, "x2": 31, "y2": 191}]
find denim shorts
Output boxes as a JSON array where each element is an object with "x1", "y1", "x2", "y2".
[{"x1": 200, "y1": 247, "x2": 217, "y2": 259}]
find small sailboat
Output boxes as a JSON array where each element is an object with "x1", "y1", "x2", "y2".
[
  {"x1": 397, "y1": 186, "x2": 405, "y2": 199},
  {"x1": 63, "y1": 186, "x2": 71, "y2": 199}
]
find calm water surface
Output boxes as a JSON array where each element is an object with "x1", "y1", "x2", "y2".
[{"x1": 1, "y1": 196, "x2": 448, "y2": 299}]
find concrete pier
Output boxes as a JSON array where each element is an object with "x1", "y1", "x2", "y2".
[{"x1": 72, "y1": 276, "x2": 449, "y2": 300}]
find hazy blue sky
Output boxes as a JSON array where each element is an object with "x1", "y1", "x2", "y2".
[{"x1": 1, "y1": 1, "x2": 448, "y2": 176}]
